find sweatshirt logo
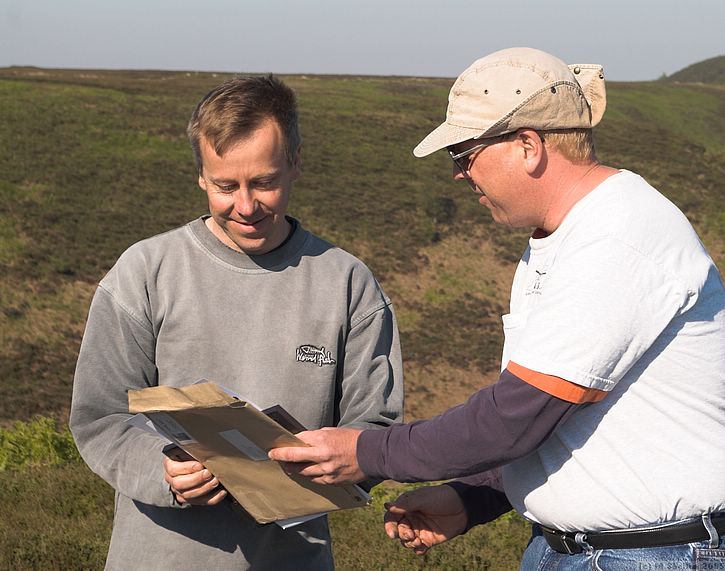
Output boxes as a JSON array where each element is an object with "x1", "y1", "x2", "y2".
[{"x1": 296, "y1": 345, "x2": 336, "y2": 367}]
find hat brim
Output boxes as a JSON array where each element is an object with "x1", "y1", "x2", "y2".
[{"x1": 412, "y1": 121, "x2": 486, "y2": 158}]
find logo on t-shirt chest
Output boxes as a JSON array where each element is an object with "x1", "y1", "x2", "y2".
[
  {"x1": 525, "y1": 267, "x2": 549, "y2": 296},
  {"x1": 296, "y1": 345, "x2": 336, "y2": 367}
]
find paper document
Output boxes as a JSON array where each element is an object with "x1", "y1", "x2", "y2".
[{"x1": 127, "y1": 381, "x2": 370, "y2": 525}]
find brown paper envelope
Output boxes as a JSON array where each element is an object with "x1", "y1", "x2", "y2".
[{"x1": 128, "y1": 382, "x2": 369, "y2": 523}]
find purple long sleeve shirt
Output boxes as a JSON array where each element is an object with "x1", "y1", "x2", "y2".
[{"x1": 357, "y1": 369, "x2": 580, "y2": 525}]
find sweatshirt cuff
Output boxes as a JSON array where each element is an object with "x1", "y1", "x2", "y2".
[{"x1": 357, "y1": 427, "x2": 390, "y2": 479}]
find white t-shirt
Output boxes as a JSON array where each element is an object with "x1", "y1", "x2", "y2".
[{"x1": 501, "y1": 170, "x2": 725, "y2": 531}]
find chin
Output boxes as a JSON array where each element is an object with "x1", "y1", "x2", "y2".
[{"x1": 235, "y1": 239, "x2": 265, "y2": 254}]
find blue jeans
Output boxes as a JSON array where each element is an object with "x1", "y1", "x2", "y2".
[{"x1": 520, "y1": 526, "x2": 725, "y2": 570}]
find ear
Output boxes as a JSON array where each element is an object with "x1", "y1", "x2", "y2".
[
  {"x1": 517, "y1": 129, "x2": 545, "y2": 175},
  {"x1": 197, "y1": 171, "x2": 207, "y2": 191}
]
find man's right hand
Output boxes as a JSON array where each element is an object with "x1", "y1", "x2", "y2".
[
  {"x1": 163, "y1": 457, "x2": 227, "y2": 506},
  {"x1": 383, "y1": 484, "x2": 468, "y2": 555}
]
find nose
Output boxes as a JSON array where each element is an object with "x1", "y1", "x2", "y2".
[
  {"x1": 452, "y1": 168, "x2": 479, "y2": 193},
  {"x1": 233, "y1": 188, "x2": 258, "y2": 218}
]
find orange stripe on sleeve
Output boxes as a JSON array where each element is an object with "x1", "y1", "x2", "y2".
[{"x1": 507, "y1": 361, "x2": 608, "y2": 404}]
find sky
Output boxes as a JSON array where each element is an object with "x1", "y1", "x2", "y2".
[{"x1": 1, "y1": 0, "x2": 723, "y2": 82}]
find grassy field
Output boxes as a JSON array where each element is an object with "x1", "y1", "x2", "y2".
[
  {"x1": 0, "y1": 466, "x2": 531, "y2": 571},
  {"x1": 0, "y1": 66, "x2": 723, "y2": 569},
  {"x1": 0, "y1": 419, "x2": 529, "y2": 570}
]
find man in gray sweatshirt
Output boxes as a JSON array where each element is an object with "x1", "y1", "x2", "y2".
[{"x1": 70, "y1": 75, "x2": 403, "y2": 570}]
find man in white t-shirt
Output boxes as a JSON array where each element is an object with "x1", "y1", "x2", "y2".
[{"x1": 269, "y1": 47, "x2": 725, "y2": 569}]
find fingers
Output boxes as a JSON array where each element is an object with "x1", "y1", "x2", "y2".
[
  {"x1": 384, "y1": 488, "x2": 461, "y2": 556},
  {"x1": 268, "y1": 428, "x2": 359, "y2": 462},
  {"x1": 181, "y1": 487, "x2": 227, "y2": 506},
  {"x1": 403, "y1": 537, "x2": 429, "y2": 556},
  {"x1": 382, "y1": 510, "x2": 429, "y2": 555},
  {"x1": 401, "y1": 531, "x2": 426, "y2": 553},
  {"x1": 383, "y1": 504, "x2": 420, "y2": 545},
  {"x1": 268, "y1": 445, "x2": 319, "y2": 463},
  {"x1": 268, "y1": 429, "x2": 338, "y2": 463},
  {"x1": 277, "y1": 460, "x2": 337, "y2": 486},
  {"x1": 270, "y1": 430, "x2": 321, "y2": 463},
  {"x1": 279, "y1": 460, "x2": 325, "y2": 480},
  {"x1": 383, "y1": 497, "x2": 419, "y2": 539},
  {"x1": 398, "y1": 519, "x2": 432, "y2": 556},
  {"x1": 163, "y1": 458, "x2": 214, "y2": 490},
  {"x1": 397, "y1": 517, "x2": 416, "y2": 542},
  {"x1": 163, "y1": 457, "x2": 224, "y2": 506},
  {"x1": 279, "y1": 460, "x2": 310, "y2": 475},
  {"x1": 163, "y1": 456, "x2": 204, "y2": 477},
  {"x1": 383, "y1": 503, "x2": 404, "y2": 539},
  {"x1": 169, "y1": 471, "x2": 219, "y2": 498},
  {"x1": 279, "y1": 460, "x2": 346, "y2": 483}
]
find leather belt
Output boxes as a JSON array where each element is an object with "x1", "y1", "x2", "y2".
[{"x1": 541, "y1": 513, "x2": 725, "y2": 554}]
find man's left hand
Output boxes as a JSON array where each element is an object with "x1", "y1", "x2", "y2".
[{"x1": 268, "y1": 427, "x2": 365, "y2": 485}]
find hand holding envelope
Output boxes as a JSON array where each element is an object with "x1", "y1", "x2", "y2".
[
  {"x1": 127, "y1": 381, "x2": 370, "y2": 524},
  {"x1": 268, "y1": 427, "x2": 366, "y2": 485},
  {"x1": 162, "y1": 454, "x2": 227, "y2": 506}
]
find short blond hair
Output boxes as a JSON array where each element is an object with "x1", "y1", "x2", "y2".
[
  {"x1": 541, "y1": 128, "x2": 596, "y2": 164},
  {"x1": 187, "y1": 75, "x2": 301, "y2": 174}
]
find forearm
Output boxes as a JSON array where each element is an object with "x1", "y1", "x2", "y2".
[
  {"x1": 445, "y1": 467, "x2": 513, "y2": 531},
  {"x1": 70, "y1": 286, "x2": 174, "y2": 507},
  {"x1": 73, "y1": 414, "x2": 173, "y2": 505},
  {"x1": 357, "y1": 369, "x2": 579, "y2": 482}
]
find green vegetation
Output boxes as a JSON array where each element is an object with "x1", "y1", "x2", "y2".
[
  {"x1": 663, "y1": 55, "x2": 725, "y2": 85},
  {"x1": 0, "y1": 420, "x2": 528, "y2": 570},
  {"x1": 0, "y1": 417, "x2": 80, "y2": 470},
  {"x1": 0, "y1": 464, "x2": 113, "y2": 570},
  {"x1": 0, "y1": 64, "x2": 723, "y2": 568}
]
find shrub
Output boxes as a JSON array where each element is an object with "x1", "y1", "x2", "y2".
[{"x1": 0, "y1": 416, "x2": 81, "y2": 471}]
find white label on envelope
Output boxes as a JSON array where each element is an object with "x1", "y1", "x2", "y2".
[
  {"x1": 219, "y1": 429, "x2": 268, "y2": 461},
  {"x1": 149, "y1": 413, "x2": 198, "y2": 445}
]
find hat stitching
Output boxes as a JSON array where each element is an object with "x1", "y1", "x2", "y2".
[
  {"x1": 485, "y1": 81, "x2": 586, "y2": 134},
  {"x1": 448, "y1": 59, "x2": 581, "y2": 131},
  {"x1": 448, "y1": 80, "x2": 582, "y2": 137},
  {"x1": 460, "y1": 59, "x2": 557, "y2": 83}
]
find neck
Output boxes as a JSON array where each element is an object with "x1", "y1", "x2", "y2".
[{"x1": 538, "y1": 161, "x2": 617, "y2": 235}]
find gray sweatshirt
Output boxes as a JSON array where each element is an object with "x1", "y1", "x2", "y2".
[{"x1": 70, "y1": 217, "x2": 403, "y2": 570}]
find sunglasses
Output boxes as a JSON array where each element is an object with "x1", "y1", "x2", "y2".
[
  {"x1": 447, "y1": 136, "x2": 507, "y2": 190},
  {"x1": 448, "y1": 135, "x2": 515, "y2": 173}
]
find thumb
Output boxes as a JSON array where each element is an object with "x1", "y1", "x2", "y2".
[{"x1": 386, "y1": 491, "x2": 427, "y2": 514}]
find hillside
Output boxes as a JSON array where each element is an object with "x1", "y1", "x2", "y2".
[
  {"x1": 0, "y1": 67, "x2": 723, "y2": 426},
  {"x1": 664, "y1": 54, "x2": 725, "y2": 84},
  {"x1": 0, "y1": 66, "x2": 723, "y2": 570}
]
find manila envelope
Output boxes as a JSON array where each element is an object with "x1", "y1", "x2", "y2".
[{"x1": 128, "y1": 382, "x2": 369, "y2": 524}]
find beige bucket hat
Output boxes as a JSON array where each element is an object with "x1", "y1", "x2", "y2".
[{"x1": 413, "y1": 47, "x2": 606, "y2": 157}]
